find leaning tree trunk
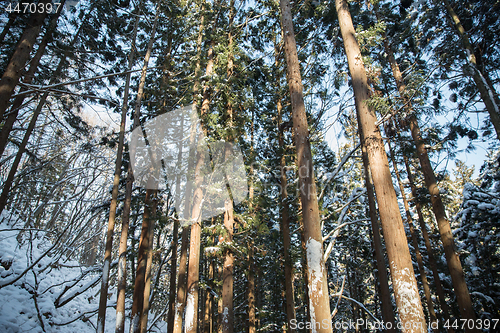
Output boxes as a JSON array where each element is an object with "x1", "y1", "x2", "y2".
[
  {"x1": 408, "y1": 116, "x2": 478, "y2": 331},
  {"x1": 0, "y1": 0, "x2": 52, "y2": 121},
  {"x1": 442, "y1": 0, "x2": 500, "y2": 141},
  {"x1": 402, "y1": 153, "x2": 455, "y2": 333},
  {"x1": 279, "y1": 0, "x2": 332, "y2": 330},
  {"x1": 381, "y1": 18, "x2": 478, "y2": 329},
  {"x1": 0, "y1": 0, "x2": 65, "y2": 158},
  {"x1": 336, "y1": 0, "x2": 427, "y2": 331},
  {"x1": 0, "y1": 14, "x2": 84, "y2": 216}
]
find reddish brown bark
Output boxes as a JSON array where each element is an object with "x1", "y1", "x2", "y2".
[
  {"x1": 0, "y1": 0, "x2": 65, "y2": 158},
  {"x1": 0, "y1": 0, "x2": 51, "y2": 121},
  {"x1": 279, "y1": 0, "x2": 332, "y2": 330},
  {"x1": 360, "y1": 141, "x2": 397, "y2": 332},
  {"x1": 336, "y1": 0, "x2": 427, "y2": 331},
  {"x1": 387, "y1": 139, "x2": 438, "y2": 331}
]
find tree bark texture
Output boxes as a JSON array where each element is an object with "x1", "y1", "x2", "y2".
[
  {"x1": 184, "y1": 21, "x2": 215, "y2": 333},
  {"x1": 381, "y1": 18, "x2": 478, "y2": 328},
  {"x1": 0, "y1": 0, "x2": 52, "y2": 120},
  {"x1": 336, "y1": 0, "x2": 427, "y2": 331},
  {"x1": 387, "y1": 139, "x2": 438, "y2": 331},
  {"x1": 279, "y1": 0, "x2": 332, "y2": 330},
  {"x1": 402, "y1": 154, "x2": 455, "y2": 333},
  {"x1": 360, "y1": 139, "x2": 397, "y2": 332},
  {"x1": 0, "y1": 0, "x2": 65, "y2": 158}
]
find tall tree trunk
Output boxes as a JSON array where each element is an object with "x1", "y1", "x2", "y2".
[
  {"x1": 247, "y1": 109, "x2": 256, "y2": 333},
  {"x1": 221, "y1": 2, "x2": 235, "y2": 330},
  {"x1": 115, "y1": 4, "x2": 142, "y2": 332},
  {"x1": 98, "y1": 2, "x2": 140, "y2": 331},
  {"x1": 442, "y1": 0, "x2": 500, "y2": 140},
  {"x1": 172, "y1": 5, "x2": 205, "y2": 332},
  {"x1": 402, "y1": 154, "x2": 455, "y2": 333},
  {"x1": 407, "y1": 116, "x2": 478, "y2": 329},
  {"x1": 204, "y1": 236, "x2": 214, "y2": 333},
  {"x1": 140, "y1": 191, "x2": 158, "y2": 333},
  {"x1": 221, "y1": 197, "x2": 234, "y2": 332},
  {"x1": 115, "y1": 163, "x2": 134, "y2": 333},
  {"x1": 381, "y1": 18, "x2": 477, "y2": 328},
  {"x1": 167, "y1": 113, "x2": 187, "y2": 333},
  {"x1": 0, "y1": 0, "x2": 65, "y2": 158},
  {"x1": 184, "y1": 12, "x2": 216, "y2": 333},
  {"x1": 360, "y1": 138, "x2": 397, "y2": 332},
  {"x1": 128, "y1": 5, "x2": 160, "y2": 332},
  {"x1": 277, "y1": 93, "x2": 297, "y2": 333},
  {"x1": 0, "y1": 0, "x2": 51, "y2": 121},
  {"x1": 130, "y1": 189, "x2": 155, "y2": 333},
  {"x1": 387, "y1": 139, "x2": 438, "y2": 331},
  {"x1": 279, "y1": 0, "x2": 332, "y2": 330},
  {"x1": 335, "y1": 0, "x2": 427, "y2": 331}
]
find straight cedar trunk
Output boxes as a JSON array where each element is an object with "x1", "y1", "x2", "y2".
[
  {"x1": 115, "y1": 163, "x2": 134, "y2": 333},
  {"x1": 279, "y1": 0, "x2": 332, "y2": 330},
  {"x1": 0, "y1": 0, "x2": 51, "y2": 121},
  {"x1": 247, "y1": 110, "x2": 256, "y2": 333},
  {"x1": 402, "y1": 154, "x2": 455, "y2": 333},
  {"x1": 115, "y1": 4, "x2": 141, "y2": 332},
  {"x1": 172, "y1": 6, "x2": 205, "y2": 332},
  {"x1": 360, "y1": 140, "x2": 397, "y2": 332},
  {"x1": 140, "y1": 191, "x2": 158, "y2": 333},
  {"x1": 442, "y1": 0, "x2": 500, "y2": 141},
  {"x1": 387, "y1": 139, "x2": 438, "y2": 331},
  {"x1": 0, "y1": 17, "x2": 84, "y2": 215},
  {"x1": 247, "y1": 244, "x2": 256, "y2": 333},
  {"x1": 167, "y1": 113, "x2": 186, "y2": 333},
  {"x1": 184, "y1": 22, "x2": 216, "y2": 333},
  {"x1": 129, "y1": 6, "x2": 160, "y2": 332},
  {"x1": 335, "y1": 0, "x2": 427, "y2": 331},
  {"x1": 277, "y1": 94, "x2": 297, "y2": 332},
  {"x1": 381, "y1": 21, "x2": 477, "y2": 329},
  {"x1": 203, "y1": 234, "x2": 215, "y2": 333},
  {"x1": 98, "y1": 2, "x2": 141, "y2": 331},
  {"x1": 0, "y1": 0, "x2": 65, "y2": 158},
  {"x1": 221, "y1": 197, "x2": 234, "y2": 333},
  {"x1": 130, "y1": 189, "x2": 156, "y2": 333},
  {"x1": 221, "y1": 2, "x2": 235, "y2": 330}
]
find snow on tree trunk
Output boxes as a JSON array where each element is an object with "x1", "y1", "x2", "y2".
[
  {"x1": 335, "y1": 0, "x2": 427, "y2": 331},
  {"x1": 279, "y1": 0, "x2": 333, "y2": 330},
  {"x1": 360, "y1": 142, "x2": 397, "y2": 332}
]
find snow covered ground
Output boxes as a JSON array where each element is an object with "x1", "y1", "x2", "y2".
[{"x1": 0, "y1": 212, "x2": 166, "y2": 332}]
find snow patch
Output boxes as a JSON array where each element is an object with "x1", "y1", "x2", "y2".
[{"x1": 184, "y1": 291, "x2": 196, "y2": 332}]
